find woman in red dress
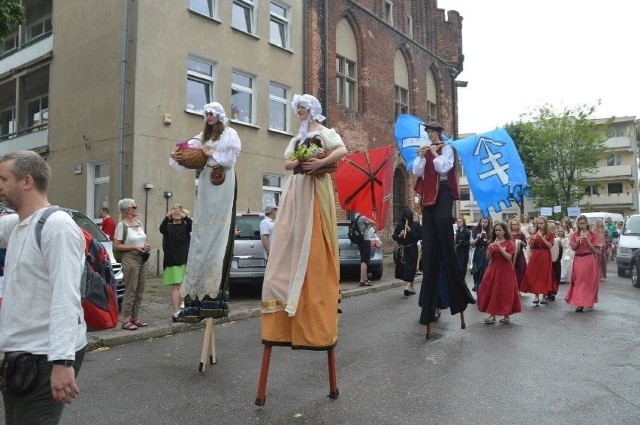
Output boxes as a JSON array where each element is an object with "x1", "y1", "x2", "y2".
[
  {"x1": 509, "y1": 217, "x2": 527, "y2": 290},
  {"x1": 477, "y1": 221, "x2": 522, "y2": 324},
  {"x1": 565, "y1": 215, "x2": 601, "y2": 312},
  {"x1": 520, "y1": 216, "x2": 555, "y2": 305}
]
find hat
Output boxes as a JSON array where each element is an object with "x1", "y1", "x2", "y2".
[
  {"x1": 201, "y1": 102, "x2": 229, "y2": 124},
  {"x1": 424, "y1": 121, "x2": 444, "y2": 132},
  {"x1": 264, "y1": 204, "x2": 278, "y2": 214}
]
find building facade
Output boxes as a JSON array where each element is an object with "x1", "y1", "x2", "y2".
[{"x1": 0, "y1": 0, "x2": 464, "y2": 257}]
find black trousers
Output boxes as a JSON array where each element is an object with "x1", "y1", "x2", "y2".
[{"x1": 418, "y1": 184, "x2": 475, "y2": 325}]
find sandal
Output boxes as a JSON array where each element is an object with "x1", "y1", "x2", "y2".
[
  {"x1": 359, "y1": 281, "x2": 373, "y2": 287},
  {"x1": 130, "y1": 319, "x2": 148, "y2": 327},
  {"x1": 499, "y1": 317, "x2": 510, "y2": 324},
  {"x1": 484, "y1": 315, "x2": 496, "y2": 324},
  {"x1": 121, "y1": 321, "x2": 138, "y2": 331}
]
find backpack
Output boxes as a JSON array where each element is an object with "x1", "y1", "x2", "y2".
[
  {"x1": 36, "y1": 207, "x2": 119, "y2": 331},
  {"x1": 113, "y1": 219, "x2": 142, "y2": 263},
  {"x1": 348, "y1": 216, "x2": 365, "y2": 244}
]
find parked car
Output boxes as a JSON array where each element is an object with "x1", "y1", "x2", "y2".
[
  {"x1": 230, "y1": 213, "x2": 267, "y2": 285},
  {"x1": 618, "y1": 214, "x2": 640, "y2": 277},
  {"x1": 0, "y1": 205, "x2": 125, "y2": 301},
  {"x1": 337, "y1": 220, "x2": 383, "y2": 280}
]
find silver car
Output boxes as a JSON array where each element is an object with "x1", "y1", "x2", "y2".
[
  {"x1": 230, "y1": 213, "x2": 267, "y2": 284},
  {"x1": 337, "y1": 220, "x2": 383, "y2": 280}
]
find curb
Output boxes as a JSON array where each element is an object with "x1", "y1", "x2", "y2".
[{"x1": 86, "y1": 280, "x2": 405, "y2": 351}]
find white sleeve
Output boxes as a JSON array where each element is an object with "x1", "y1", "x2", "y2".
[
  {"x1": 0, "y1": 214, "x2": 19, "y2": 248},
  {"x1": 433, "y1": 144, "x2": 454, "y2": 174},
  {"x1": 412, "y1": 156, "x2": 426, "y2": 176},
  {"x1": 284, "y1": 136, "x2": 300, "y2": 159},
  {"x1": 318, "y1": 128, "x2": 345, "y2": 150},
  {"x1": 211, "y1": 128, "x2": 242, "y2": 168}
]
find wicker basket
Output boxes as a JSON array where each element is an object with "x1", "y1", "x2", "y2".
[
  {"x1": 174, "y1": 147, "x2": 208, "y2": 169},
  {"x1": 303, "y1": 150, "x2": 338, "y2": 175}
]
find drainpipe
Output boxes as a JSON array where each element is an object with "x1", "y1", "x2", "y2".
[
  {"x1": 302, "y1": 0, "x2": 308, "y2": 93},
  {"x1": 323, "y1": 0, "x2": 329, "y2": 125},
  {"x1": 118, "y1": 0, "x2": 130, "y2": 200}
]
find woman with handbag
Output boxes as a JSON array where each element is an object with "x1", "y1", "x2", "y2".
[
  {"x1": 170, "y1": 102, "x2": 241, "y2": 322},
  {"x1": 114, "y1": 198, "x2": 151, "y2": 331}
]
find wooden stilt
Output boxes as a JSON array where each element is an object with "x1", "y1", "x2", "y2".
[
  {"x1": 209, "y1": 323, "x2": 217, "y2": 365},
  {"x1": 460, "y1": 312, "x2": 466, "y2": 329},
  {"x1": 198, "y1": 318, "x2": 215, "y2": 372},
  {"x1": 327, "y1": 348, "x2": 339, "y2": 399},
  {"x1": 255, "y1": 346, "x2": 272, "y2": 406}
]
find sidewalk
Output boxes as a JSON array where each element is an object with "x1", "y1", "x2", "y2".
[{"x1": 87, "y1": 255, "x2": 403, "y2": 350}]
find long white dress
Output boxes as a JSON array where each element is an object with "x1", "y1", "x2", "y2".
[{"x1": 181, "y1": 128, "x2": 241, "y2": 301}]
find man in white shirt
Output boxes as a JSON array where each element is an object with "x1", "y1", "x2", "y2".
[
  {"x1": 260, "y1": 204, "x2": 277, "y2": 259},
  {"x1": 0, "y1": 151, "x2": 86, "y2": 425}
]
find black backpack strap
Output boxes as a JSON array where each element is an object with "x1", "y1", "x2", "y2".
[{"x1": 35, "y1": 206, "x2": 63, "y2": 250}]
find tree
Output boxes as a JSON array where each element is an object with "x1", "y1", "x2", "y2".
[
  {"x1": 506, "y1": 103, "x2": 609, "y2": 218},
  {"x1": 0, "y1": 0, "x2": 25, "y2": 43}
]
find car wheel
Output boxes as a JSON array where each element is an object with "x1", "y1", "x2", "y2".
[
  {"x1": 618, "y1": 267, "x2": 627, "y2": 277},
  {"x1": 371, "y1": 266, "x2": 383, "y2": 280},
  {"x1": 632, "y1": 263, "x2": 640, "y2": 288}
]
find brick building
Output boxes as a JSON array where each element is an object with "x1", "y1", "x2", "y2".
[{"x1": 304, "y1": 0, "x2": 465, "y2": 238}]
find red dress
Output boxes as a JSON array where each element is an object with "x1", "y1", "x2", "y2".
[
  {"x1": 477, "y1": 240, "x2": 522, "y2": 316},
  {"x1": 520, "y1": 232, "x2": 555, "y2": 295},
  {"x1": 565, "y1": 231, "x2": 600, "y2": 308}
]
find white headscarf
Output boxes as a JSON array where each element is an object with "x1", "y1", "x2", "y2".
[
  {"x1": 291, "y1": 94, "x2": 326, "y2": 141},
  {"x1": 201, "y1": 102, "x2": 229, "y2": 125}
]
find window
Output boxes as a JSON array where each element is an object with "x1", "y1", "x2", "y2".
[
  {"x1": 269, "y1": 2, "x2": 289, "y2": 48},
  {"x1": 27, "y1": 16, "x2": 52, "y2": 42},
  {"x1": 608, "y1": 183, "x2": 623, "y2": 194},
  {"x1": 189, "y1": 0, "x2": 216, "y2": 18},
  {"x1": 427, "y1": 101, "x2": 437, "y2": 122},
  {"x1": 459, "y1": 189, "x2": 470, "y2": 201},
  {"x1": 186, "y1": 57, "x2": 215, "y2": 111},
  {"x1": 385, "y1": 1, "x2": 393, "y2": 26},
  {"x1": 263, "y1": 174, "x2": 283, "y2": 207},
  {"x1": 90, "y1": 162, "x2": 110, "y2": 221},
  {"x1": 0, "y1": 33, "x2": 18, "y2": 56},
  {"x1": 606, "y1": 127, "x2": 625, "y2": 138},
  {"x1": 336, "y1": 56, "x2": 356, "y2": 109},
  {"x1": 584, "y1": 185, "x2": 599, "y2": 196},
  {"x1": 426, "y1": 70, "x2": 437, "y2": 121},
  {"x1": 27, "y1": 96, "x2": 48, "y2": 128},
  {"x1": 606, "y1": 155, "x2": 621, "y2": 166},
  {"x1": 406, "y1": 15, "x2": 413, "y2": 39},
  {"x1": 0, "y1": 108, "x2": 16, "y2": 137},
  {"x1": 231, "y1": 70, "x2": 254, "y2": 124},
  {"x1": 394, "y1": 85, "x2": 408, "y2": 117},
  {"x1": 232, "y1": 0, "x2": 255, "y2": 35},
  {"x1": 269, "y1": 82, "x2": 288, "y2": 131}
]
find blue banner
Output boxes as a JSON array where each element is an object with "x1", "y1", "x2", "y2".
[
  {"x1": 450, "y1": 128, "x2": 530, "y2": 218},
  {"x1": 394, "y1": 114, "x2": 450, "y2": 171}
]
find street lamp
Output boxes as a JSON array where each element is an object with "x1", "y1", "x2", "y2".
[
  {"x1": 143, "y1": 183, "x2": 153, "y2": 230},
  {"x1": 163, "y1": 191, "x2": 173, "y2": 213}
]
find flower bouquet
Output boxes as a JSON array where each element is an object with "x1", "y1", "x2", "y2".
[
  {"x1": 290, "y1": 143, "x2": 338, "y2": 175},
  {"x1": 171, "y1": 138, "x2": 207, "y2": 170}
]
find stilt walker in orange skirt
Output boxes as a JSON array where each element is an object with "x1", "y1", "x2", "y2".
[{"x1": 256, "y1": 94, "x2": 348, "y2": 406}]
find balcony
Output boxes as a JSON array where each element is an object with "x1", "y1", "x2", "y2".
[
  {"x1": 584, "y1": 164, "x2": 633, "y2": 180},
  {"x1": 0, "y1": 34, "x2": 53, "y2": 77},
  {"x1": 582, "y1": 192, "x2": 634, "y2": 207},
  {"x1": 0, "y1": 126, "x2": 48, "y2": 155},
  {"x1": 606, "y1": 136, "x2": 631, "y2": 150}
]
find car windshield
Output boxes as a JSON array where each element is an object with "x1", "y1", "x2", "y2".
[
  {"x1": 236, "y1": 215, "x2": 261, "y2": 240},
  {"x1": 70, "y1": 211, "x2": 109, "y2": 242},
  {"x1": 622, "y1": 217, "x2": 640, "y2": 236}
]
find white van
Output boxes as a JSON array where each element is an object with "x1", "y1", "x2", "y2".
[
  {"x1": 616, "y1": 214, "x2": 640, "y2": 277},
  {"x1": 582, "y1": 212, "x2": 624, "y2": 225}
]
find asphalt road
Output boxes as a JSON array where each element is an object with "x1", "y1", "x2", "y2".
[{"x1": 47, "y1": 261, "x2": 640, "y2": 425}]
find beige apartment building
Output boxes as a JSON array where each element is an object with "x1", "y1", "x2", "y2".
[
  {"x1": 457, "y1": 115, "x2": 639, "y2": 224},
  {"x1": 0, "y1": 0, "x2": 304, "y2": 255}
]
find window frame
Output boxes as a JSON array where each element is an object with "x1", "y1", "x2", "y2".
[
  {"x1": 606, "y1": 154, "x2": 622, "y2": 166},
  {"x1": 188, "y1": 0, "x2": 218, "y2": 19},
  {"x1": 262, "y1": 173, "x2": 284, "y2": 208},
  {"x1": 269, "y1": 2, "x2": 290, "y2": 48},
  {"x1": 27, "y1": 15, "x2": 52, "y2": 42},
  {"x1": 0, "y1": 107, "x2": 16, "y2": 137},
  {"x1": 0, "y1": 32, "x2": 18, "y2": 56},
  {"x1": 394, "y1": 85, "x2": 408, "y2": 118},
  {"x1": 186, "y1": 56, "x2": 216, "y2": 113},
  {"x1": 608, "y1": 182, "x2": 623, "y2": 194},
  {"x1": 88, "y1": 161, "x2": 111, "y2": 222},
  {"x1": 26, "y1": 95, "x2": 48, "y2": 129},
  {"x1": 268, "y1": 82, "x2": 289, "y2": 132},
  {"x1": 232, "y1": 0, "x2": 257, "y2": 35},
  {"x1": 336, "y1": 55, "x2": 357, "y2": 109},
  {"x1": 427, "y1": 101, "x2": 437, "y2": 122},
  {"x1": 231, "y1": 69, "x2": 255, "y2": 124}
]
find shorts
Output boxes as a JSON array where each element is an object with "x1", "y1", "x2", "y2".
[{"x1": 358, "y1": 240, "x2": 371, "y2": 264}]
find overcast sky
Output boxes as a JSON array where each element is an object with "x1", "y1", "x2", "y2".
[{"x1": 436, "y1": 0, "x2": 639, "y2": 135}]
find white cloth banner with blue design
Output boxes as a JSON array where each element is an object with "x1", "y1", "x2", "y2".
[{"x1": 450, "y1": 128, "x2": 530, "y2": 218}]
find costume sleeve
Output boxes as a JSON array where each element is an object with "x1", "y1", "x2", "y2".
[
  {"x1": 284, "y1": 136, "x2": 300, "y2": 159},
  {"x1": 319, "y1": 128, "x2": 345, "y2": 149},
  {"x1": 433, "y1": 144, "x2": 454, "y2": 174},
  {"x1": 211, "y1": 127, "x2": 241, "y2": 168},
  {"x1": 505, "y1": 240, "x2": 515, "y2": 255},
  {"x1": 412, "y1": 156, "x2": 426, "y2": 176}
]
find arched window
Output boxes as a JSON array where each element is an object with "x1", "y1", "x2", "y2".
[
  {"x1": 426, "y1": 69, "x2": 437, "y2": 122},
  {"x1": 392, "y1": 167, "x2": 407, "y2": 224},
  {"x1": 336, "y1": 19, "x2": 358, "y2": 110},
  {"x1": 394, "y1": 50, "x2": 409, "y2": 118}
]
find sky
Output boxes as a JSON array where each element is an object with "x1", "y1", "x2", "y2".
[{"x1": 436, "y1": 0, "x2": 640, "y2": 135}]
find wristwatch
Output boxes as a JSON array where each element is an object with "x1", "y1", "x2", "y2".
[{"x1": 52, "y1": 359, "x2": 74, "y2": 367}]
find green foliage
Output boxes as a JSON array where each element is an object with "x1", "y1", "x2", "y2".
[
  {"x1": 506, "y1": 102, "x2": 609, "y2": 212},
  {"x1": 0, "y1": 0, "x2": 25, "y2": 43}
]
